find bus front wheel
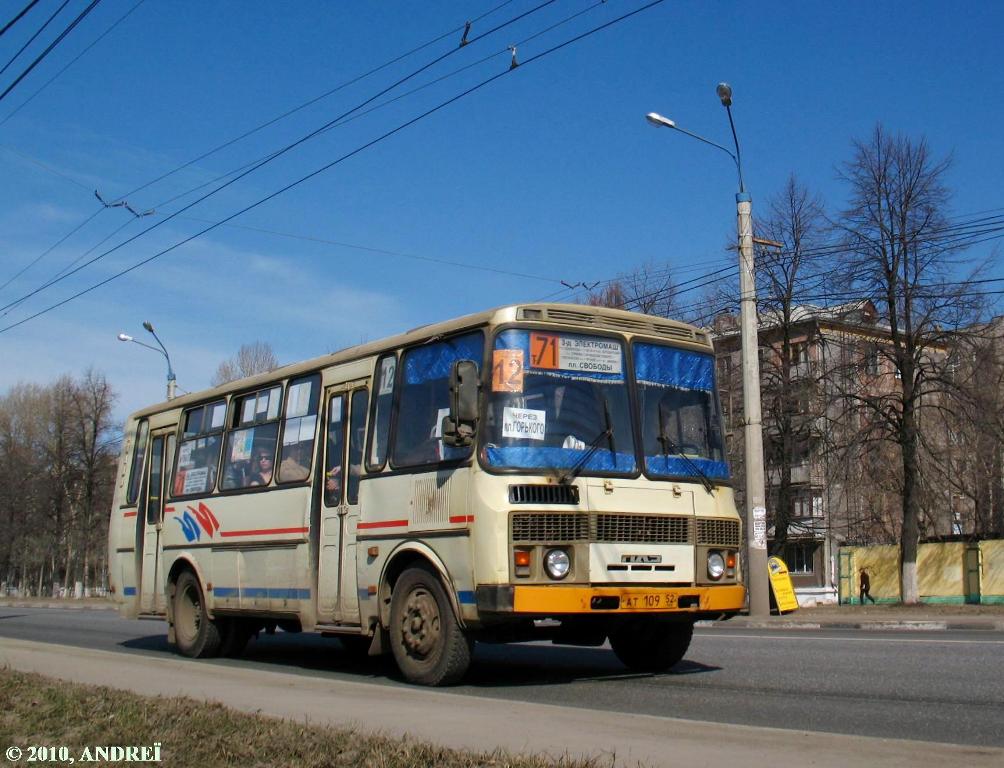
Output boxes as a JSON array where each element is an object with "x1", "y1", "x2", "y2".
[
  {"x1": 173, "y1": 570, "x2": 222, "y2": 658},
  {"x1": 609, "y1": 619, "x2": 693, "y2": 673},
  {"x1": 389, "y1": 565, "x2": 472, "y2": 686}
]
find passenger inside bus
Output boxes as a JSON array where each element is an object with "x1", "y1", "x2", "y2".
[
  {"x1": 248, "y1": 447, "x2": 274, "y2": 486},
  {"x1": 279, "y1": 440, "x2": 310, "y2": 482}
]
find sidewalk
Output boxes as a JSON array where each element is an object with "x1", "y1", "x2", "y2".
[{"x1": 715, "y1": 603, "x2": 1004, "y2": 632}]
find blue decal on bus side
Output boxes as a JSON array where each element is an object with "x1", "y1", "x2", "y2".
[
  {"x1": 457, "y1": 591, "x2": 475, "y2": 604},
  {"x1": 122, "y1": 587, "x2": 137, "y2": 596},
  {"x1": 212, "y1": 587, "x2": 310, "y2": 599}
]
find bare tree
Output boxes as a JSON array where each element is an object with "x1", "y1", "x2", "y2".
[
  {"x1": 0, "y1": 373, "x2": 119, "y2": 597},
  {"x1": 755, "y1": 176, "x2": 829, "y2": 555},
  {"x1": 211, "y1": 341, "x2": 279, "y2": 387},
  {"x1": 834, "y1": 125, "x2": 984, "y2": 603},
  {"x1": 583, "y1": 260, "x2": 679, "y2": 317}
]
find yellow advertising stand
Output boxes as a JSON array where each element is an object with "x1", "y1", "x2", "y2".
[{"x1": 767, "y1": 556, "x2": 800, "y2": 613}]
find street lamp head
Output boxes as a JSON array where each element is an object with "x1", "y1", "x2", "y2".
[
  {"x1": 716, "y1": 82, "x2": 733, "y2": 107},
  {"x1": 645, "y1": 112, "x2": 676, "y2": 129},
  {"x1": 142, "y1": 321, "x2": 154, "y2": 333},
  {"x1": 117, "y1": 333, "x2": 133, "y2": 342}
]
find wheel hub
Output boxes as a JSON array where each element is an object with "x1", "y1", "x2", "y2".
[{"x1": 400, "y1": 588, "x2": 440, "y2": 657}]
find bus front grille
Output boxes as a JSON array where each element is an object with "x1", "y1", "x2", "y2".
[
  {"x1": 696, "y1": 518, "x2": 741, "y2": 547},
  {"x1": 595, "y1": 514, "x2": 692, "y2": 544},
  {"x1": 511, "y1": 513, "x2": 733, "y2": 545},
  {"x1": 512, "y1": 513, "x2": 589, "y2": 542}
]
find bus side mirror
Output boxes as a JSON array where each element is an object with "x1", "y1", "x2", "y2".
[{"x1": 442, "y1": 359, "x2": 481, "y2": 447}]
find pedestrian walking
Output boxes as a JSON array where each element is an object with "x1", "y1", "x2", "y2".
[{"x1": 859, "y1": 568, "x2": 876, "y2": 605}]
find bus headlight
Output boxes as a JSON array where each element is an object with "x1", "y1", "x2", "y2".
[
  {"x1": 544, "y1": 549, "x2": 570, "y2": 580},
  {"x1": 707, "y1": 551, "x2": 726, "y2": 580}
]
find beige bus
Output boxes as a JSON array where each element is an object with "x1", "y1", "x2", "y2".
[{"x1": 108, "y1": 303, "x2": 744, "y2": 685}]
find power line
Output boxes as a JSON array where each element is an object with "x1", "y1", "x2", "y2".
[
  {"x1": 114, "y1": 0, "x2": 521, "y2": 204},
  {"x1": 0, "y1": 0, "x2": 147, "y2": 127},
  {"x1": 0, "y1": 0, "x2": 670, "y2": 335},
  {"x1": 0, "y1": 0, "x2": 41, "y2": 38},
  {"x1": 0, "y1": 0, "x2": 71, "y2": 78},
  {"x1": 0, "y1": 0, "x2": 103, "y2": 104},
  {"x1": 0, "y1": 0, "x2": 566, "y2": 316},
  {"x1": 0, "y1": 0, "x2": 544, "y2": 299}
]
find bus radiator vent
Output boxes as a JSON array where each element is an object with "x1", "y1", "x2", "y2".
[{"x1": 509, "y1": 484, "x2": 580, "y2": 505}]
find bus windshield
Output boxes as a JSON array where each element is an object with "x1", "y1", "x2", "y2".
[
  {"x1": 483, "y1": 328, "x2": 637, "y2": 475},
  {"x1": 633, "y1": 341, "x2": 728, "y2": 480}
]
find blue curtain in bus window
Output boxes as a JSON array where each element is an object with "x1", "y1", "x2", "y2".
[
  {"x1": 404, "y1": 332, "x2": 483, "y2": 384},
  {"x1": 485, "y1": 446, "x2": 636, "y2": 472},
  {"x1": 634, "y1": 344, "x2": 715, "y2": 391},
  {"x1": 634, "y1": 342, "x2": 729, "y2": 480}
]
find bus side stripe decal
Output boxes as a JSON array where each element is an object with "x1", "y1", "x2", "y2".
[
  {"x1": 357, "y1": 519, "x2": 409, "y2": 530},
  {"x1": 218, "y1": 527, "x2": 309, "y2": 538},
  {"x1": 449, "y1": 515, "x2": 474, "y2": 524},
  {"x1": 123, "y1": 511, "x2": 137, "y2": 518}
]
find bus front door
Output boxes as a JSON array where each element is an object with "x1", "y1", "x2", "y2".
[
  {"x1": 139, "y1": 431, "x2": 174, "y2": 614},
  {"x1": 317, "y1": 385, "x2": 369, "y2": 624}
]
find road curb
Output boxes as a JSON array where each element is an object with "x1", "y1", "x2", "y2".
[
  {"x1": 0, "y1": 601, "x2": 116, "y2": 611},
  {"x1": 699, "y1": 617, "x2": 1004, "y2": 632}
]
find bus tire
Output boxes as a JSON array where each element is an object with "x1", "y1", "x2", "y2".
[
  {"x1": 609, "y1": 619, "x2": 693, "y2": 673},
  {"x1": 172, "y1": 570, "x2": 222, "y2": 658},
  {"x1": 389, "y1": 565, "x2": 472, "y2": 686}
]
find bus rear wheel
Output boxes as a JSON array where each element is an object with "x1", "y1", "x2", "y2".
[
  {"x1": 609, "y1": 619, "x2": 693, "y2": 673},
  {"x1": 389, "y1": 565, "x2": 472, "y2": 686},
  {"x1": 173, "y1": 571, "x2": 222, "y2": 658}
]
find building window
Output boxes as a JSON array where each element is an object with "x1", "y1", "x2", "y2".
[
  {"x1": 864, "y1": 345, "x2": 880, "y2": 376},
  {"x1": 792, "y1": 489, "x2": 823, "y2": 518},
  {"x1": 785, "y1": 543, "x2": 816, "y2": 574},
  {"x1": 791, "y1": 341, "x2": 809, "y2": 366}
]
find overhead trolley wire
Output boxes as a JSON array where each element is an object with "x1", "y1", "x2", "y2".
[
  {"x1": 0, "y1": 0, "x2": 670, "y2": 335},
  {"x1": 0, "y1": 0, "x2": 566, "y2": 319},
  {"x1": 0, "y1": 0, "x2": 72, "y2": 78},
  {"x1": 0, "y1": 0, "x2": 147, "y2": 127},
  {"x1": 114, "y1": 0, "x2": 520, "y2": 204},
  {"x1": 0, "y1": 0, "x2": 532, "y2": 299},
  {"x1": 0, "y1": 0, "x2": 41, "y2": 38},
  {"x1": 0, "y1": 0, "x2": 103, "y2": 104}
]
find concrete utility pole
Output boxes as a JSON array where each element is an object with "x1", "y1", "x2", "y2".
[{"x1": 645, "y1": 82, "x2": 770, "y2": 617}]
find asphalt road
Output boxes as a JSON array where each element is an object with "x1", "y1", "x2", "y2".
[{"x1": 1, "y1": 607, "x2": 1002, "y2": 748}]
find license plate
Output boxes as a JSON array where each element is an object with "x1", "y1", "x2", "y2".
[{"x1": 608, "y1": 592, "x2": 679, "y2": 610}]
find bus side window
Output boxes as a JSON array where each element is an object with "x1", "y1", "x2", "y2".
[
  {"x1": 221, "y1": 386, "x2": 282, "y2": 490},
  {"x1": 392, "y1": 332, "x2": 483, "y2": 468},
  {"x1": 172, "y1": 400, "x2": 226, "y2": 497},
  {"x1": 347, "y1": 389, "x2": 368, "y2": 504},
  {"x1": 278, "y1": 374, "x2": 320, "y2": 483},
  {"x1": 366, "y1": 354, "x2": 396, "y2": 471},
  {"x1": 324, "y1": 395, "x2": 346, "y2": 507},
  {"x1": 126, "y1": 419, "x2": 149, "y2": 505}
]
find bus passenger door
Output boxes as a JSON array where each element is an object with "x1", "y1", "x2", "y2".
[
  {"x1": 318, "y1": 390, "x2": 348, "y2": 621},
  {"x1": 317, "y1": 385, "x2": 368, "y2": 624},
  {"x1": 338, "y1": 387, "x2": 369, "y2": 623},
  {"x1": 139, "y1": 431, "x2": 173, "y2": 614}
]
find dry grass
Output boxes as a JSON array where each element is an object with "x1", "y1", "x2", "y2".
[{"x1": 0, "y1": 669, "x2": 607, "y2": 768}]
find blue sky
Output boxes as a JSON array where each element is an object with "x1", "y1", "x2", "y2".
[{"x1": 1, "y1": 0, "x2": 1001, "y2": 420}]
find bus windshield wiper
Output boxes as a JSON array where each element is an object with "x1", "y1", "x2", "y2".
[
  {"x1": 558, "y1": 397, "x2": 616, "y2": 485},
  {"x1": 658, "y1": 403, "x2": 714, "y2": 495}
]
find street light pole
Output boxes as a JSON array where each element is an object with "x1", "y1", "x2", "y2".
[
  {"x1": 645, "y1": 83, "x2": 770, "y2": 617},
  {"x1": 118, "y1": 322, "x2": 177, "y2": 401}
]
